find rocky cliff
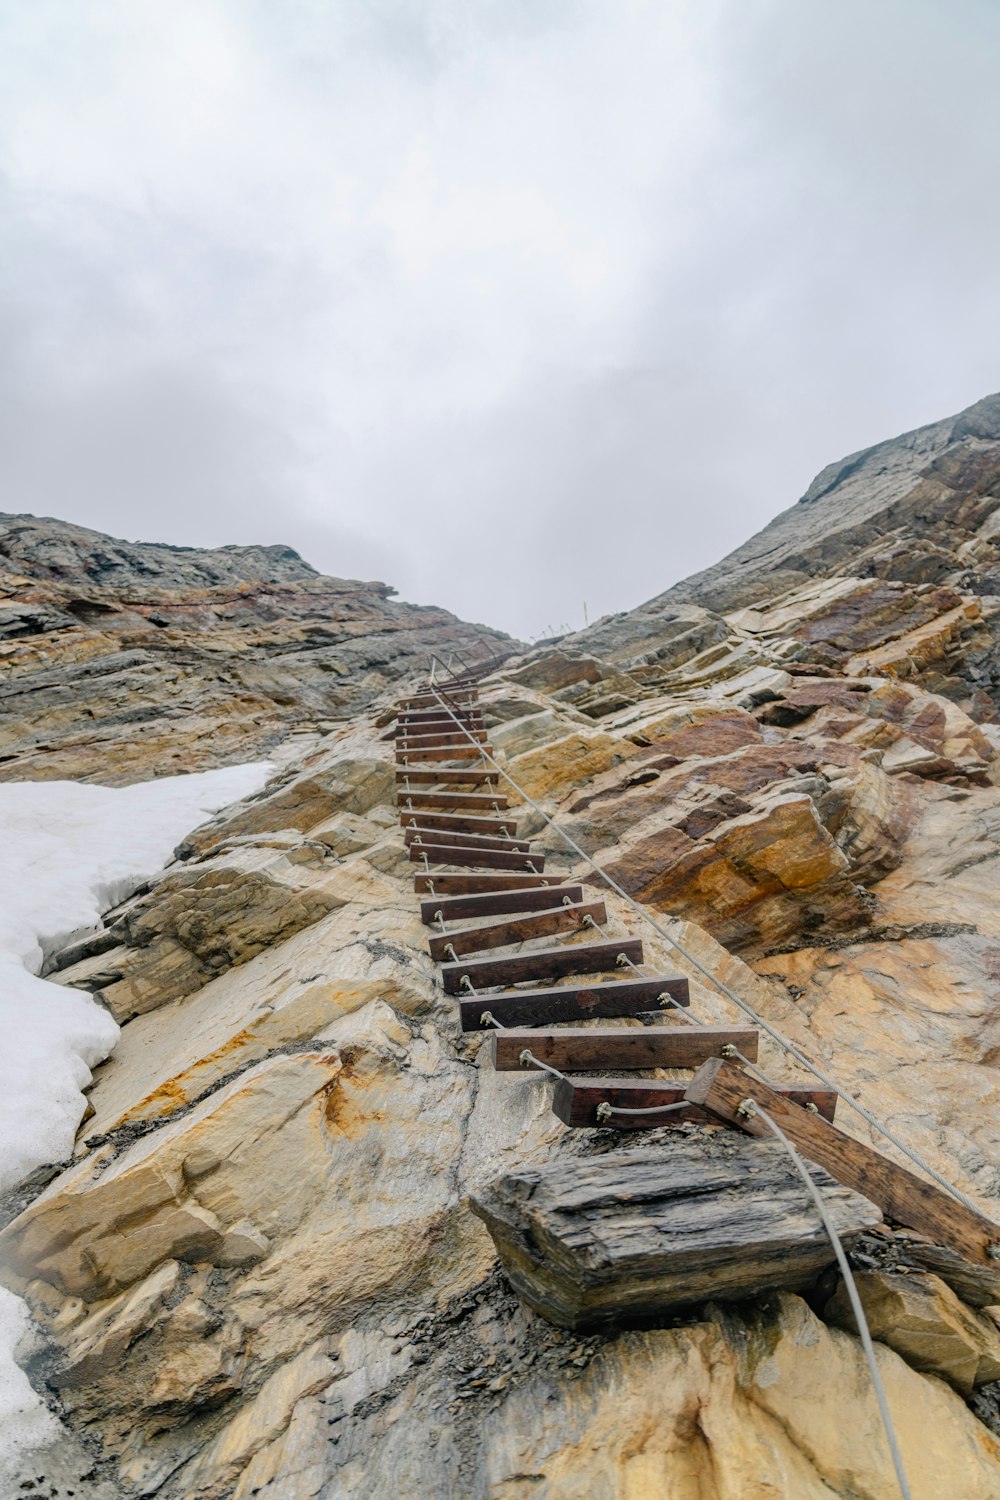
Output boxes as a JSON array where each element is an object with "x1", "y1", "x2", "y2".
[
  {"x1": 0, "y1": 513, "x2": 513, "y2": 785},
  {"x1": 3, "y1": 398, "x2": 1000, "y2": 1499}
]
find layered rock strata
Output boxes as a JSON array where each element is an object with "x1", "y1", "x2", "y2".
[{"x1": 0, "y1": 513, "x2": 512, "y2": 784}]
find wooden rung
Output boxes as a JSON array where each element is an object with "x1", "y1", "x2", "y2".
[
  {"x1": 399, "y1": 729, "x2": 489, "y2": 747},
  {"x1": 400, "y1": 810, "x2": 518, "y2": 836},
  {"x1": 442, "y1": 938, "x2": 642, "y2": 995},
  {"x1": 415, "y1": 873, "x2": 566, "y2": 896},
  {"x1": 399, "y1": 790, "x2": 509, "y2": 812},
  {"x1": 397, "y1": 746, "x2": 488, "y2": 763},
  {"x1": 405, "y1": 828, "x2": 530, "y2": 854},
  {"x1": 410, "y1": 844, "x2": 542, "y2": 872},
  {"x1": 686, "y1": 1058, "x2": 1000, "y2": 1266},
  {"x1": 554, "y1": 1076, "x2": 837, "y2": 1129},
  {"x1": 429, "y1": 900, "x2": 607, "y2": 961},
  {"x1": 458, "y1": 976, "x2": 689, "y2": 1031},
  {"x1": 400, "y1": 690, "x2": 479, "y2": 708},
  {"x1": 398, "y1": 708, "x2": 486, "y2": 723},
  {"x1": 494, "y1": 1025, "x2": 760, "y2": 1073},
  {"x1": 396, "y1": 768, "x2": 500, "y2": 786},
  {"x1": 420, "y1": 883, "x2": 585, "y2": 924}
]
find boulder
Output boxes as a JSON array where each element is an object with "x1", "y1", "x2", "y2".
[{"x1": 470, "y1": 1132, "x2": 881, "y2": 1329}]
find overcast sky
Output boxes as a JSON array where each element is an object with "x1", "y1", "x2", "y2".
[{"x1": 1, "y1": 1, "x2": 999, "y2": 639}]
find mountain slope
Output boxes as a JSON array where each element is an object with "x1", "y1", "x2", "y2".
[{"x1": 0, "y1": 513, "x2": 513, "y2": 784}]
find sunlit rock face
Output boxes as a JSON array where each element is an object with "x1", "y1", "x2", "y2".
[
  {"x1": 4, "y1": 397, "x2": 1000, "y2": 1497},
  {"x1": 0, "y1": 513, "x2": 513, "y2": 784}
]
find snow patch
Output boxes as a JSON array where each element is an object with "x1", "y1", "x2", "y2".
[{"x1": 0, "y1": 763, "x2": 271, "y2": 1486}]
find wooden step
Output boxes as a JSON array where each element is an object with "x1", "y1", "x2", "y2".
[
  {"x1": 493, "y1": 1025, "x2": 760, "y2": 1072},
  {"x1": 400, "y1": 690, "x2": 479, "y2": 708},
  {"x1": 420, "y1": 883, "x2": 585, "y2": 924},
  {"x1": 398, "y1": 708, "x2": 486, "y2": 724},
  {"x1": 554, "y1": 1076, "x2": 837, "y2": 1129},
  {"x1": 397, "y1": 745, "x2": 489, "y2": 763},
  {"x1": 396, "y1": 768, "x2": 501, "y2": 787},
  {"x1": 458, "y1": 976, "x2": 689, "y2": 1031},
  {"x1": 400, "y1": 810, "x2": 518, "y2": 836},
  {"x1": 442, "y1": 938, "x2": 642, "y2": 995},
  {"x1": 399, "y1": 790, "x2": 509, "y2": 812},
  {"x1": 410, "y1": 844, "x2": 542, "y2": 872},
  {"x1": 399, "y1": 729, "x2": 489, "y2": 748},
  {"x1": 415, "y1": 872, "x2": 566, "y2": 896},
  {"x1": 428, "y1": 900, "x2": 607, "y2": 961},
  {"x1": 405, "y1": 827, "x2": 530, "y2": 854},
  {"x1": 686, "y1": 1058, "x2": 1000, "y2": 1266}
]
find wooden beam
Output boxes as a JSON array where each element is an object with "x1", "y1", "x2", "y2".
[
  {"x1": 443, "y1": 938, "x2": 643, "y2": 995},
  {"x1": 409, "y1": 843, "x2": 542, "y2": 871},
  {"x1": 415, "y1": 872, "x2": 566, "y2": 897},
  {"x1": 396, "y1": 768, "x2": 500, "y2": 786},
  {"x1": 554, "y1": 1075, "x2": 837, "y2": 1129},
  {"x1": 399, "y1": 729, "x2": 489, "y2": 747},
  {"x1": 400, "y1": 810, "x2": 518, "y2": 836},
  {"x1": 685, "y1": 1058, "x2": 1000, "y2": 1265},
  {"x1": 428, "y1": 900, "x2": 607, "y2": 960},
  {"x1": 397, "y1": 745, "x2": 488, "y2": 763},
  {"x1": 494, "y1": 1025, "x2": 760, "y2": 1073},
  {"x1": 398, "y1": 709, "x2": 486, "y2": 724},
  {"x1": 398, "y1": 790, "x2": 509, "y2": 812},
  {"x1": 405, "y1": 827, "x2": 530, "y2": 854},
  {"x1": 400, "y1": 689, "x2": 479, "y2": 708},
  {"x1": 459, "y1": 976, "x2": 689, "y2": 1031},
  {"x1": 420, "y1": 883, "x2": 585, "y2": 924}
]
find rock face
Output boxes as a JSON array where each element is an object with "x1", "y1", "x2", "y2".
[
  {"x1": 471, "y1": 1133, "x2": 882, "y2": 1329},
  {"x1": 0, "y1": 513, "x2": 513, "y2": 783},
  {"x1": 4, "y1": 399, "x2": 1000, "y2": 1496}
]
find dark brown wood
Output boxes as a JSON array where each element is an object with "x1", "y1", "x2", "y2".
[
  {"x1": 553, "y1": 1076, "x2": 837, "y2": 1129},
  {"x1": 494, "y1": 1025, "x2": 760, "y2": 1072},
  {"x1": 420, "y1": 883, "x2": 585, "y2": 924},
  {"x1": 400, "y1": 689, "x2": 479, "y2": 708},
  {"x1": 405, "y1": 827, "x2": 529, "y2": 854},
  {"x1": 398, "y1": 708, "x2": 486, "y2": 724},
  {"x1": 429, "y1": 900, "x2": 607, "y2": 960},
  {"x1": 415, "y1": 872, "x2": 565, "y2": 896},
  {"x1": 410, "y1": 843, "x2": 542, "y2": 872},
  {"x1": 399, "y1": 729, "x2": 489, "y2": 747},
  {"x1": 398, "y1": 790, "x2": 509, "y2": 812},
  {"x1": 400, "y1": 810, "x2": 518, "y2": 836},
  {"x1": 459, "y1": 977, "x2": 689, "y2": 1030},
  {"x1": 397, "y1": 745, "x2": 488, "y2": 763},
  {"x1": 442, "y1": 938, "x2": 643, "y2": 995},
  {"x1": 397, "y1": 767, "x2": 500, "y2": 787},
  {"x1": 686, "y1": 1058, "x2": 1000, "y2": 1265}
]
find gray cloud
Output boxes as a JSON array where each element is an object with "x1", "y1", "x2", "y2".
[{"x1": 0, "y1": 0, "x2": 998, "y2": 638}]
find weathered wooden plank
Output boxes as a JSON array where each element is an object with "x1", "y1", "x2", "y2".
[
  {"x1": 494, "y1": 1025, "x2": 760, "y2": 1072},
  {"x1": 443, "y1": 938, "x2": 643, "y2": 995},
  {"x1": 405, "y1": 827, "x2": 530, "y2": 854},
  {"x1": 399, "y1": 728, "x2": 489, "y2": 748},
  {"x1": 409, "y1": 843, "x2": 542, "y2": 872},
  {"x1": 396, "y1": 768, "x2": 500, "y2": 787},
  {"x1": 400, "y1": 810, "x2": 518, "y2": 836},
  {"x1": 468, "y1": 1135, "x2": 883, "y2": 1329},
  {"x1": 398, "y1": 707, "x2": 486, "y2": 723},
  {"x1": 398, "y1": 790, "x2": 509, "y2": 812},
  {"x1": 686, "y1": 1058, "x2": 1000, "y2": 1265},
  {"x1": 555, "y1": 1076, "x2": 837, "y2": 1129},
  {"x1": 420, "y1": 883, "x2": 584, "y2": 924},
  {"x1": 397, "y1": 745, "x2": 489, "y2": 763},
  {"x1": 459, "y1": 976, "x2": 689, "y2": 1030},
  {"x1": 414, "y1": 872, "x2": 565, "y2": 896},
  {"x1": 429, "y1": 900, "x2": 607, "y2": 960},
  {"x1": 400, "y1": 693, "x2": 479, "y2": 711}
]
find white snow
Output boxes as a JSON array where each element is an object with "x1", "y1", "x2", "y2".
[{"x1": 0, "y1": 762, "x2": 272, "y2": 1485}]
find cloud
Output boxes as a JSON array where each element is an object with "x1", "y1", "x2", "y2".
[{"x1": 0, "y1": 0, "x2": 998, "y2": 636}]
